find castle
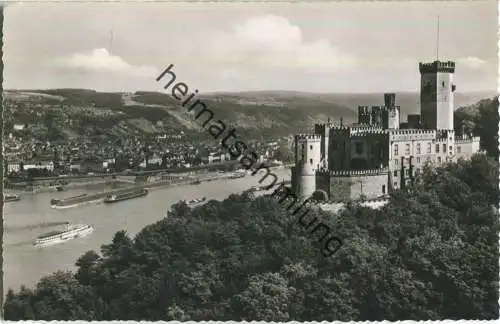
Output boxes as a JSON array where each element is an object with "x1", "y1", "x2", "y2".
[{"x1": 291, "y1": 60, "x2": 481, "y2": 202}]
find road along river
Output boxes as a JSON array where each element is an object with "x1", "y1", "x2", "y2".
[{"x1": 3, "y1": 169, "x2": 290, "y2": 293}]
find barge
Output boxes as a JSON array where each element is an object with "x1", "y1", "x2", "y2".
[
  {"x1": 228, "y1": 171, "x2": 246, "y2": 179},
  {"x1": 104, "y1": 188, "x2": 149, "y2": 203},
  {"x1": 50, "y1": 194, "x2": 89, "y2": 208},
  {"x1": 4, "y1": 194, "x2": 21, "y2": 202}
]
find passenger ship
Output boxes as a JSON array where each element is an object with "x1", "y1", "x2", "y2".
[
  {"x1": 34, "y1": 224, "x2": 94, "y2": 248},
  {"x1": 186, "y1": 197, "x2": 207, "y2": 208}
]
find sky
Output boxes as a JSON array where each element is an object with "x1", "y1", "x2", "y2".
[{"x1": 4, "y1": 1, "x2": 498, "y2": 93}]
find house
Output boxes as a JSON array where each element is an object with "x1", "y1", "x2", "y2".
[
  {"x1": 81, "y1": 157, "x2": 104, "y2": 173},
  {"x1": 6, "y1": 160, "x2": 22, "y2": 174},
  {"x1": 23, "y1": 160, "x2": 54, "y2": 172}
]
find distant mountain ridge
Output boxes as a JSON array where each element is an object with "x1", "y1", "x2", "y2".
[{"x1": 4, "y1": 89, "x2": 497, "y2": 140}]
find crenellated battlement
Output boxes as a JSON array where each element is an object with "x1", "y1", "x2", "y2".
[
  {"x1": 314, "y1": 122, "x2": 335, "y2": 128},
  {"x1": 295, "y1": 134, "x2": 322, "y2": 141},
  {"x1": 390, "y1": 129, "x2": 436, "y2": 136},
  {"x1": 358, "y1": 106, "x2": 370, "y2": 113},
  {"x1": 318, "y1": 167, "x2": 389, "y2": 177},
  {"x1": 389, "y1": 129, "x2": 436, "y2": 141},
  {"x1": 455, "y1": 136, "x2": 480, "y2": 143},
  {"x1": 419, "y1": 60, "x2": 456, "y2": 73},
  {"x1": 350, "y1": 127, "x2": 387, "y2": 136},
  {"x1": 330, "y1": 125, "x2": 351, "y2": 131}
]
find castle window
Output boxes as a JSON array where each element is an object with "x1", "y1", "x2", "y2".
[
  {"x1": 394, "y1": 170, "x2": 398, "y2": 176},
  {"x1": 427, "y1": 143, "x2": 431, "y2": 153},
  {"x1": 309, "y1": 158, "x2": 313, "y2": 165},
  {"x1": 449, "y1": 146, "x2": 453, "y2": 153},
  {"x1": 355, "y1": 142, "x2": 364, "y2": 154},
  {"x1": 309, "y1": 145, "x2": 313, "y2": 150},
  {"x1": 394, "y1": 144, "x2": 399, "y2": 156},
  {"x1": 394, "y1": 182, "x2": 398, "y2": 187},
  {"x1": 394, "y1": 159, "x2": 398, "y2": 167},
  {"x1": 405, "y1": 144, "x2": 410, "y2": 155},
  {"x1": 443, "y1": 144, "x2": 446, "y2": 152},
  {"x1": 442, "y1": 81, "x2": 445, "y2": 87},
  {"x1": 382, "y1": 185, "x2": 386, "y2": 194},
  {"x1": 437, "y1": 156, "x2": 442, "y2": 163},
  {"x1": 457, "y1": 146, "x2": 461, "y2": 153},
  {"x1": 416, "y1": 143, "x2": 421, "y2": 154},
  {"x1": 435, "y1": 144, "x2": 440, "y2": 153},
  {"x1": 416, "y1": 157, "x2": 421, "y2": 163}
]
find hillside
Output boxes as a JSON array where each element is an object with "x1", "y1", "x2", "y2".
[
  {"x1": 454, "y1": 96, "x2": 499, "y2": 158},
  {"x1": 4, "y1": 89, "x2": 496, "y2": 141}
]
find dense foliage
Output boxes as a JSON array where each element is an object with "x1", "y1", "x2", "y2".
[
  {"x1": 4, "y1": 154, "x2": 498, "y2": 321},
  {"x1": 455, "y1": 96, "x2": 499, "y2": 159}
]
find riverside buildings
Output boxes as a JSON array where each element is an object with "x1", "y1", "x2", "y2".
[{"x1": 291, "y1": 60, "x2": 481, "y2": 202}]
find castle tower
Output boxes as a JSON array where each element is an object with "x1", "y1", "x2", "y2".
[
  {"x1": 419, "y1": 61, "x2": 456, "y2": 130},
  {"x1": 382, "y1": 93, "x2": 400, "y2": 129},
  {"x1": 294, "y1": 135, "x2": 322, "y2": 199},
  {"x1": 314, "y1": 123, "x2": 330, "y2": 168},
  {"x1": 358, "y1": 106, "x2": 371, "y2": 124}
]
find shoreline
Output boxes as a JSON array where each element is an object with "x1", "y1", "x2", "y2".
[
  {"x1": 8, "y1": 166, "x2": 291, "y2": 208},
  {"x1": 48, "y1": 171, "x2": 258, "y2": 208}
]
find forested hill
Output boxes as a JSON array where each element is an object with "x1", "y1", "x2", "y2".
[
  {"x1": 4, "y1": 89, "x2": 495, "y2": 140},
  {"x1": 4, "y1": 153, "x2": 499, "y2": 321},
  {"x1": 454, "y1": 96, "x2": 499, "y2": 159}
]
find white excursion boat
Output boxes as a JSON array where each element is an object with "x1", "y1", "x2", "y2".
[
  {"x1": 34, "y1": 224, "x2": 94, "y2": 248},
  {"x1": 186, "y1": 197, "x2": 207, "y2": 208}
]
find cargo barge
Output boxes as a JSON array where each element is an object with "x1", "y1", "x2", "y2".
[
  {"x1": 4, "y1": 194, "x2": 21, "y2": 202},
  {"x1": 104, "y1": 188, "x2": 149, "y2": 203},
  {"x1": 50, "y1": 194, "x2": 104, "y2": 209},
  {"x1": 228, "y1": 171, "x2": 246, "y2": 179}
]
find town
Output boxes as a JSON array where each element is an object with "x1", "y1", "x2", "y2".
[{"x1": 3, "y1": 95, "x2": 293, "y2": 186}]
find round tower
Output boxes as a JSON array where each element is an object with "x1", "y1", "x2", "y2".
[{"x1": 294, "y1": 134, "x2": 322, "y2": 199}]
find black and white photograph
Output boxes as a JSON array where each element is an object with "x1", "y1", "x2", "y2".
[{"x1": 2, "y1": 1, "x2": 499, "y2": 321}]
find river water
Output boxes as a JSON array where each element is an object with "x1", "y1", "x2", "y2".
[{"x1": 4, "y1": 169, "x2": 290, "y2": 292}]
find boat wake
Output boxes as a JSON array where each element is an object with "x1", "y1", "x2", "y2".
[
  {"x1": 4, "y1": 239, "x2": 35, "y2": 248},
  {"x1": 5, "y1": 221, "x2": 70, "y2": 233}
]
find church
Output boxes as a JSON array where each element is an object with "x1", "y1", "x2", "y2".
[{"x1": 291, "y1": 60, "x2": 481, "y2": 202}]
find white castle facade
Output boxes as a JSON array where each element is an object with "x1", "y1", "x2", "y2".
[{"x1": 291, "y1": 60, "x2": 481, "y2": 202}]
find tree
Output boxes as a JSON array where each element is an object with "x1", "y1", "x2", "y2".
[{"x1": 4, "y1": 155, "x2": 499, "y2": 320}]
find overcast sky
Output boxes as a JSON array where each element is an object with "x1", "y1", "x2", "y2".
[{"x1": 4, "y1": 1, "x2": 497, "y2": 93}]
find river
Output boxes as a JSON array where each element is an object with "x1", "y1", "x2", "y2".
[{"x1": 4, "y1": 169, "x2": 291, "y2": 293}]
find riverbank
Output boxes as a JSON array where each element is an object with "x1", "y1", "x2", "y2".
[{"x1": 50, "y1": 171, "x2": 252, "y2": 208}]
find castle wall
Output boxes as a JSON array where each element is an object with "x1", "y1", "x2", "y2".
[
  {"x1": 388, "y1": 129, "x2": 437, "y2": 189},
  {"x1": 315, "y1": 172, "x2": 331, "y2": 199},
  {"x1": 328, "y1": 128, "x2": 350, "y2": 170},
  {"x1": 407, "y1": 115, "x2": 421, "y2": 128},
  {"x1": 434, "y1": 130, "x2": 455, "y2": 164},
  {"x1": 455, "y1": 136, "x2": 481, "y2": 160},
  {"x1": 323, "y1": 169, "x2": 388, "y2": 201},
  {"x1": 349, "y1": 134, "x2": 388, "y2": 169}
]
